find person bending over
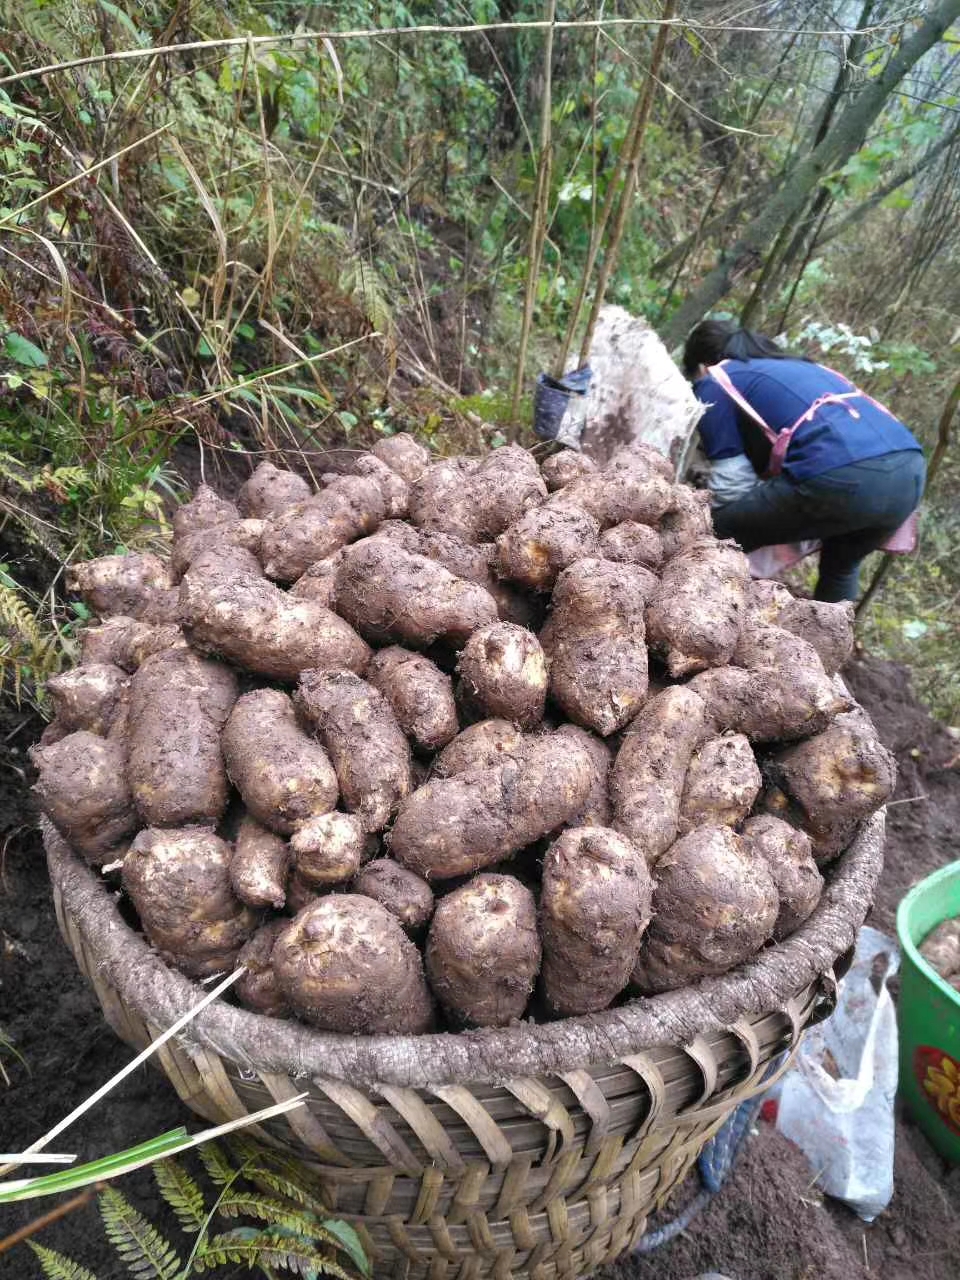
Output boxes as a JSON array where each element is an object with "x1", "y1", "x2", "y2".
[{"x1": 682, "y1": 319, "x2": 925, "y2": 602}]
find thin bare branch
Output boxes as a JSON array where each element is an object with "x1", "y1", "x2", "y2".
[{"x1": 0, "y1": 16, "x2": 926, "y2": 90}]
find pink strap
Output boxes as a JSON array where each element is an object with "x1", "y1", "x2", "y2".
[
  {"x1": 705, "y1": 363, "x2": 777, "y2": 444},
  {"x1": 819, "y1": 362, "x2": 896, "y2": 420}
]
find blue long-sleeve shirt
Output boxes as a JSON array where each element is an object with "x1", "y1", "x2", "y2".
[{"x1": 692, "y1": 358, "x2": 921, "y2": 482}]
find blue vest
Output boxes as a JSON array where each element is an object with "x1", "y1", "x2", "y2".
[{"x1": 693, "y1": 358, "x2": 921, "y2": 482}]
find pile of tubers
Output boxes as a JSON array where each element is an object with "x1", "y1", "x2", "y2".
[
  {"x1": 33, "y1": 436, "x2": 896, "y2": 1036},
  {"x1": 919, "y1": 918, "x2": 960, "y2": 992}
]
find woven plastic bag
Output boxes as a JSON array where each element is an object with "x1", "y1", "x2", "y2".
[{"x1": 775, "y1": 925, "x2": 900, "y2": 1221}]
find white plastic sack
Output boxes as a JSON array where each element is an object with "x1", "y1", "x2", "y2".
[
  {"x1": 776, "y1": 925, "x2": 900, "y2": 1221},
  {"x1": 575, "y1": 305, "x2": 702, "y2": 466}
]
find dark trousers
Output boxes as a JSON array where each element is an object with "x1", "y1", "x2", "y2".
[{"x1": 712, "y1": 450, "x2": 926, "y2": 602}]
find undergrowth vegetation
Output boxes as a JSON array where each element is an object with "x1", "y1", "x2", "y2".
[
  {"x1": 0, "y1": 0, "x2": 958, "y2": 721},
  {"x1": 27, "y1": 1137, "x2": 369, "y2": 1280}
]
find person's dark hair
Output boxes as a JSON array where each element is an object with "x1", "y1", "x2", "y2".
[{"x1": 682, "y1": 319, "x2": 790, "y2": 378}]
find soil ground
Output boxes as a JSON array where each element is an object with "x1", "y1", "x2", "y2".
[{"x1": 2, "y1": 655, "x2": 959, "y2": 1279}]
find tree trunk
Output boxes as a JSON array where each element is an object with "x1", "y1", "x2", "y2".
[{"x1": 660, "y1": 0, "x2": 960, "y2": 349}]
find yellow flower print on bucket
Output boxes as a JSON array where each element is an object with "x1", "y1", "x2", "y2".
[{"x1": 915, "y1": 1046, "x2": 960, "y2": 1135}]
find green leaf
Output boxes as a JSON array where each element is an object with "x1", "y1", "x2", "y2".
[
  {"x1": 27, "y1": 1243, "x2": 100, "y2": 1280},
  {"x1": 4, "y1": 332, "x2": 47, "y2": 367},
  {"x1": 322, "y1": 1220, "x2": 370, "y2": 1277}
]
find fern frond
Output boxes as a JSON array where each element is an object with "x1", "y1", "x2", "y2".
[
  {"x1": 0, "y1": 574, "x2": 60, "y2": 703},
  {"x1": 226, "y1": 1139, "x2": 317, "y2": 1209},
  {"x1": 0, "y1": 450, "x2": 35, "y2": 491},
  {"x1": 0, "y1": 578, "x2": 45, "y2": 654},
  {"x1": 217, "y1": 1195, "x2": 367, "y2": 1272},
  {"x1": 339, "y1": 259, "x2": 397, "y2": 344},
  {"x1": 153, "y1": 1156, "x2": 207, "y2": 1234},
  {"x1": 218, "y1": 1191, "x2": 321, "y2": 1234},
  {"x1": 44, "y1": 465, "x2": 94, "y2": 492},
  {"x1": 242, "y1": 1162, "x2": 318, "y2": 1209},
  {"x1": 195, "y1": 1228, "x2": 353, "y2": 1278},
  {"x1": 197, "y1": 1141, "x2": 236, "y2": 1188},
  {"x1": 27, "y1": 1243, "x2": 100, "y2": 1280},
  {"x1": 98, "y1": 1185, "x2": 183, "y2": 1280}
]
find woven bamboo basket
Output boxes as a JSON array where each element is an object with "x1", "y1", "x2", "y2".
[{"x1": 44, "y1": 813, "x2": 884, "y2": 1280}]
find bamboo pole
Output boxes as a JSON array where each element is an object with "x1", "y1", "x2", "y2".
[
  {"x1": 575, "y1": 0, "x2": 678, "y2": 370},
  {"x1": 510, "y1": 0, "x2": 557, "y2": 425},
  {"x1": 552, "y1": 42, "x2": 642, "y2": 373},
  {"x1": 856, "y1": 372, "x2": 960, "y2": 618}
]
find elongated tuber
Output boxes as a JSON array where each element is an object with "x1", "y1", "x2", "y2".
[
  {"x1": 646, "y1": 539, "x2": 749, "y2": 677},
  {"x1": 221, "y1": 688, "x2": 338, "y2": 834},
  {"x1": 678, "y1": 734, "x2": 761, "y2": 834},
  {"x1": 610, "y1": 686, "x2": 709, "y2": 863},
  {"x1": 741, "y1": 815, "x2": 822, "y2": 940},
  {"x1": 46, "y1": 663, "x2": 129, "y2": 737},
  {"x1": 128, "y1": 648, "x2": 237, "y2": 826},
  {"x1": 555, "y1": 724, "x2": 612, "y2": 827},
  {"x1": 295, "y1": 669, "x2": 412, "y2": 832},
  {"x1": 494, "y1": 504, "x2": 600, "y2": 591},
  {"x1": 371, "y1": 432, "x2": 432, "y2": 483},
  {"x1": 766, "y1": 708, "x2": 896, "y2": 861},
  {"x1": 540, "y1": 450, "x2": 597, "y2": 491},
  {"x1": 367, "y1": 646, "x2": 459, "y2": 751},
  {"x1": 259, "y1": 473, "x2": 386, "y2": 581},
  {"x1": 235, "y1": 920, "x2": 291, "y2": 1017},
  {"x1": 237, "y1": 461, "x2": 311, "y2": 519},
  {"x1": 32, "y1": 731, "x2": 138, "y2": 862},
  {"x1": 540, "y1": 827, "x2": 653, "y2": 1015},
  {"x1": 599, "y1": 521, "x2": 663, "y2": 570},
  {"x1": 179, "y1": 545, "x2": 371, "y2": 681},
  {"x1": 123, "y1": 828, "x2": 257, "y2": 977},
  {"x1": 68, "y1": 552, "x2": 174, "y2": 622},
  {"x1": 390, "y1": 733, "x2": 594, "y2": 879},
  {"x1": 231, "y1": 814, "x2": 290, "y2": 910},
  {"x1": 334, "y1": 540, "x2": 498, "y2": 648},
  {"x1": 290, "y1": 812, "x2": 366, "y2": 886},
  {"x1": 432, "y1": 718, "x2": 524, "y2": 777},
  {"x1": 353, "y1": 858, "x2": 435, "y2": 933},
  {"x1": 540, "y1": 558, "x2": 653, "y2": 735}
]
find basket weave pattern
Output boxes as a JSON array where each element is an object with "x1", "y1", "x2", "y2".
[{"x1": 45, "y1": 815, "x2": 884, "y2": 1279}]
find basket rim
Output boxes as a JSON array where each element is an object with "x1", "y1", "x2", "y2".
[{"x1": 43, "y1": 811, "x2": 884, "y2": 1089}]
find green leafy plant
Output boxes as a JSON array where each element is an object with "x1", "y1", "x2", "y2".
[{"x1": 27, "y1": 1142, "x2": 368, "y2": 1280}]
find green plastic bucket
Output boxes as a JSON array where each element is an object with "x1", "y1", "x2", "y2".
[{"x1": 896, "y1": 859, "x2": 960, "y2": 1163}]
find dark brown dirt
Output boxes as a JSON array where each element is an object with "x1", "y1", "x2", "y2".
[{"x1": 2, "y1": 655, "x2": 959, "y2": 1279}]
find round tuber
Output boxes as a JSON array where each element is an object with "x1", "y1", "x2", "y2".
[
  {"x1": 272, "y1": 895, "x2": 433, "y2": 1034},
  {"x1": 426, "y1": 873, "x2": 540, "y2": 1027}
]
